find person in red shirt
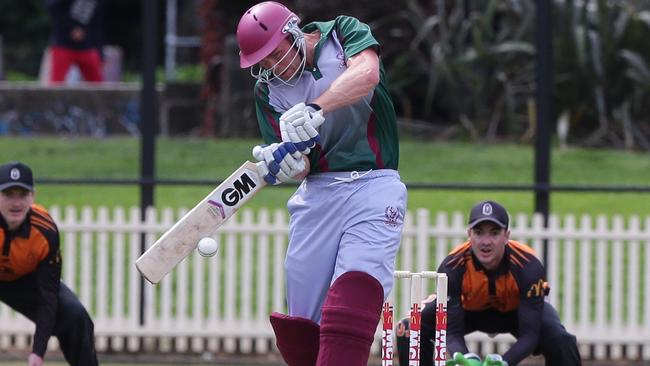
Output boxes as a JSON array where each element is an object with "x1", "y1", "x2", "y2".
[
  {"x1": 395, "y1": 200, "x2": 581, "y2": 366},
  {"x1": 0, "y1": 161, "x2": 98, "y2": 366},
  {"x1": 45, "y1": 0, "x2": 105, "y2": 83}
]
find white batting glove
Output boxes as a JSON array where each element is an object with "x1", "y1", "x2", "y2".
[
  {"x1": 252, "y1": 143, "x2": 305, "y2": 185},
  {"x1": 279, "y1": 102, "x2": 325, "y2": 155}
]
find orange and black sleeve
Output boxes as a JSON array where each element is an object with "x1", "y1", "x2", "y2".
[
  {"x1": 30, "y1": 206, "x2": 62, "y2": 358},
  {"x1": 502, "y1": 242, "x2": 546, "y2": 364}
]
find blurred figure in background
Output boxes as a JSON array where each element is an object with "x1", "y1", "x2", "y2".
[{"x1": 44, "y1": 0, "x2": 105, "y2": 83}]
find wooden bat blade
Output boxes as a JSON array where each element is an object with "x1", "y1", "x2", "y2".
[{"x1": 135, "y1": 161, "x2": 266, "y2": 284}]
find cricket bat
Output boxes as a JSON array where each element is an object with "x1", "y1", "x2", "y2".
[{"x1": 135, "y1": 161, "x2": 266, "y2": 284}]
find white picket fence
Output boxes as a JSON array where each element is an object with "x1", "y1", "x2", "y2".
[{"x1": 1, "y1": 206, "x2": 649, "y2": 361}]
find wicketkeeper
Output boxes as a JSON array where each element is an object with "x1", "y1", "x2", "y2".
[
  {"x1": 236, "y1": 2, "x2": 406, "y2": 365},
  {"x1": 395, "y1": 200, "x2": 582, "y2": 366}
]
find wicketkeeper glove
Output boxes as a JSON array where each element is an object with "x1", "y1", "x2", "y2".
[
  {"x1": 279, "y1": 102, "x2": 325, "y2": 155},
  {"x1": 482, "y1": 354, "x2": 508, "y2": 366},
  {"x1": 445, "y1": 352, "x2": 482, "y2": 366},
  {"x1": 252, "y1": 142, "x2": 305, "y2": 185}
]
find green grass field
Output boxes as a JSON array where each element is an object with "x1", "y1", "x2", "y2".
[
  {"x1": 1, "y1": 137, "x2": 646, "y2": 365},
  {"x1": 1, "y1": 136, "x2": 649, "y2": 217}
]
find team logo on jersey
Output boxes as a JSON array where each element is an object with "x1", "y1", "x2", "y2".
[
  {"x1": 384, "y1": 206, "x2": 400, "y2": 227},
  {"x1": 527, "y1": 279, "x2": 546, "y2": 298},
  {"x1": 482, "y1": 203, "x2": 493, "y2": 216},
  {"x1": 336, "y1": 51, "x2": 346, "y2": 68},
  {"x1": 10, "y1": 168, "x2": 20, "y2": 180}
]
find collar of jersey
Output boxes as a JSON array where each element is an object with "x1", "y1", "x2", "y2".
[
  {"x1": 470, "y1": 244, "x2": 510, "y2": 275},
  {"x1": 0, "y1": 210, "x2": 31, "y2": 238}
]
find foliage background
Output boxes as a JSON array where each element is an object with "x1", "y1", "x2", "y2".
[{"x1": 2, "y1": 1, "x2": 650, "y2": 149}]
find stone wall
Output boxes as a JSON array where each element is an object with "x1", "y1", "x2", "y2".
[
  {"x1": 0, "y1": 36, "x2": 261, "y2": 138},
  {"x1": 0, "y1": 82, "x2": 206, "y2": 137}
]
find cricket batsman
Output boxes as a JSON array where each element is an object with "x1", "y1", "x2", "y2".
[{"x1": 236, "y1": 2, "x2": 407, "y2": 365}]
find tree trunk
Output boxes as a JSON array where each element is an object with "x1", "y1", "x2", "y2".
[{"x1": 199, "y1": 0, "x2": 225, "y2": 138}]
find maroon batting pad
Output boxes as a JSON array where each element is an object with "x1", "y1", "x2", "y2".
[
  {"x1": 269, "y1": 312, "x2": 320, "y2": 366},
  {"x1": 316, "y1": 271, "x2": 384, "y2": 366}
]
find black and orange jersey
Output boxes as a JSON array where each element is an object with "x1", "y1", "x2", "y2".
[
  {"x1": 0, "y1": 204, "x2": 62, "y2": 357},
  {"x1": 438, "y1": 240, "x2": 546, "y2": 365}
]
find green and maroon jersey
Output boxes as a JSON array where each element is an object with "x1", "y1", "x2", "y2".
[{"x1": 253, "y1": 15, "x2": 399, "y2": 173}]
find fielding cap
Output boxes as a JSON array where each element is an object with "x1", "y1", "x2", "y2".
[
  {"x1": 0, "y1": 161, "x2": 34, "y2": 192},
  {"x1": 468, "y1": 200, "x2": 509, "y2": 229}
]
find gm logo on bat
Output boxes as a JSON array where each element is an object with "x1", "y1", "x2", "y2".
[{"x1": 221, "y1": 173, "x2": 257, "y2": 206}]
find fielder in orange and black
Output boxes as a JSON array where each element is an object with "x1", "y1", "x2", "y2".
[
  {"x1": 0, "y1": 161, "x2": 98, "y2": 366},
  {"x1": 395, "y1": 200, "x2": 581, "y2": 366}
]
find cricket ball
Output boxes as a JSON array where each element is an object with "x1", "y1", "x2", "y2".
[{"x1": 197, "y1": 237, "x2": 219, "y2": 257}]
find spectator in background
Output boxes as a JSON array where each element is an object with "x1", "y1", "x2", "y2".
[
  {"x1": 45, "y1": 0, "x2": 105, "y2": 83},
  {"x1": 0, "y1": 161, "x2": 98, "y2": 366}
]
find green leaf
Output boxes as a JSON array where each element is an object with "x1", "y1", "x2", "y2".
[
  {"x1": 620, "y1": 49, "x2": 650, "y2": 83},
  {"x1": 489, "y1": 41, "x2": 535, "y2": 55}
]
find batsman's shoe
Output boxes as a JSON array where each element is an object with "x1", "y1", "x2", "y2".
[
  {"x1": 445, "y1": 352, "x2": 482, "y2": 366},
  {"x1": 482, "y1": 354, "x2": 508, "y2": 366},
  {"x1": 269, "y1": 312, "x2": 319, "y2": 366}
]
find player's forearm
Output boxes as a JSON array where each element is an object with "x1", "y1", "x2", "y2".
[
  {"x1": 312, "y1": 51, "x2": 379, "y2": 113},
  {"x1": 446, "y1": 306, "x2": 468, "y2": 354},
  {"x1": 506, "y1": 299, "x2": 542, "y2": 364},
  {"x1": 503, "y1": 333, "x2": 539, "y2": 365},
  {"x1": 32, "y1": 264, "x2": 60, "y2": 356},
  {"x1": 314, "y1": 69, "x2": 377, "y2": 112},
  {"x1": 33, "y1": 305, "x2": 57, "y2": 357},
  {"x1": 446, "y1": 299, "x2": 469, "y2": 356},
  {"x1": 447, "y1": 335, "x2": 470, "y2": 356}
]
